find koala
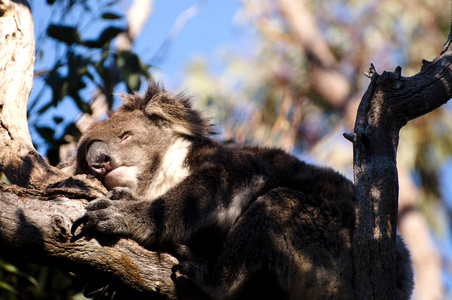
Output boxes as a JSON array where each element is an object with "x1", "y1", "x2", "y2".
[{"x1": 68, "y1": 83, "x2": 413, "y2": 299}]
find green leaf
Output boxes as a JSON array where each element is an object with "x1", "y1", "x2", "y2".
[
  {"x1": 1, "y1": 261, "x2": 39, "y2": 288},
  {"x1": 127, "y1": 73, "x2": 141, "y2": 92},
  {"x1": 116, "y1": 50, "x2": 142, "y2": 92},
  {"x1": 54, "y1": 117, "x2": 64, "y2": 124},
  {"x1": 84, "y1": 27, "x2": 125, "y2": 48},
  {"x1": 43, "y1": 67, "x2": 68, "y2": 111},
  {"x1": 47, "y1": 24, "x2": 81, "y2": 45},
  {"x1": 36, "y1": 127, "x2": 55, "y2": 143},
  {"x1": 0, "y1": 281, "x2": 17, "y2": 294},
  {"x1": 101, "y1": 12, "x2": 123, "y2": 20}
]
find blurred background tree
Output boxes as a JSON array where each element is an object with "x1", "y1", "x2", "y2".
[{"x1": 1, "y1": 0, "x2": 451, "y2": 299}]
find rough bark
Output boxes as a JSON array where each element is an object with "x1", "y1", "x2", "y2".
[
  {"x1": 349, "y1": 31, "x2": 452, "y2": 298},
  {"x1": 0, "y1": 0, "x2": 54, "y2": 188},
  {"x1": 0, "y1": 183, "x2": 209, "y2": 299}
]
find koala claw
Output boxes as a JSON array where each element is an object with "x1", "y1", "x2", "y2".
[
  {"x1": 71, "y1": 215, "x2": 89, "y2": 236},
  {"x1": 87, "y1": 198, "x2": 113, "y2": 210},
  {"x1": 174, "y1": 261, "x2": 192, "y2": 275},
  {"x1": 71, "y1": 198, "x2": 118, "y2": 237}
]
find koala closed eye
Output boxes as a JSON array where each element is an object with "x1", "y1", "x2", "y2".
[{"x1": 119, "y1": 132, "x2": 132, "y2": 143}]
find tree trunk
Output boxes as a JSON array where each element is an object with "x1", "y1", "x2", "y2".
[{"x1": 350, "y1": 39, "x2": 452, "y2": 297}]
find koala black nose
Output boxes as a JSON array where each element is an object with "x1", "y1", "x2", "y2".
[{"x1": 87, "y1": 141, "x2": 112, "y2": 176}]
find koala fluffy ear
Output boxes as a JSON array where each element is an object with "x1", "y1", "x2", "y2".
[
  {"x1": 144, "y1": 91, "x2": 213, "y2": 138},
  {"x1": 118, "y1": 83, "x2": 214, "y2": 137}
]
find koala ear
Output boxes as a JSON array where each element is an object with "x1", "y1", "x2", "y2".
[{"x1": 145, "y1": 92, "x2": 212, "y2": 137}]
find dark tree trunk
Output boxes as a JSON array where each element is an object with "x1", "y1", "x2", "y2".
[{"x1": 349, "y1": 37, "x2": 452, "y2": 298}]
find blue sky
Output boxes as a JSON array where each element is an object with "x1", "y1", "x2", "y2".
[
  {"x1": 28, "y1": 0, "x2": 249, "y2": 151},
  {"x1": 30, "y1": 0, "x2": 246, "y2": 90}
]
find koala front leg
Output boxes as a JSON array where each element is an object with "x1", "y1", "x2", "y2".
[
  {"x1": 72, "y1": 166, "x2": 247, "y2": 246},
  {"x1": 71, "y1": 199, "x2": 155, "y2": 244}
]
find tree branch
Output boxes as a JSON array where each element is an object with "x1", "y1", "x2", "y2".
[
  {"x1": 0, "y1": 183, "x2": 209, "y2": 299},
  {"x1": 351, "y1": 23, "x2": 452, "y2": 300}
]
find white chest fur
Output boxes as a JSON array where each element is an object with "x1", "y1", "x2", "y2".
[{"x1": 145, "y1": 138, "x2": 191, "y2": 200}]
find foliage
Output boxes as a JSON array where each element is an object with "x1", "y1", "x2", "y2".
[
  {"x1": 29, "y1": 0, "x2": 151, "y2": 165},
  {"x1": 0, "y1": 258, "x2": 84, "y2": 300}
]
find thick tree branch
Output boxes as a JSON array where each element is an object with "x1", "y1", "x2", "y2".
[
  {"x1": 0, "y1": 183, "x2": 209, "y2": 299},
  {"x1": 0, "y1": 0, "x2": 52, "y2": 188},
  {"x1": 350, "y1": 21, "x2": 452, "y2": 300}
]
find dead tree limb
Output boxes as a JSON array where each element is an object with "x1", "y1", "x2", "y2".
[
  {"x1": 350, "y1": 8, "x2": 452, "y2": 299},
  {"x1": 0, "y1": 183, "x2": 201, "y2": 299}
]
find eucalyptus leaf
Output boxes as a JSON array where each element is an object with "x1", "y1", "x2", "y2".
[
  {"x1": 84, "y1": 27, "x2": 125, "y2": 48},
  {"x1": 102, "y1": 12, "x2": 123, "y2": 20},
  {"x1": 47, "y1": 25, "x2": 81, "y2": 45}
]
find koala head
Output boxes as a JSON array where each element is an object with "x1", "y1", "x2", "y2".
[{"x1": 73, "y1": 83, "x2": 213, "y2": 196}]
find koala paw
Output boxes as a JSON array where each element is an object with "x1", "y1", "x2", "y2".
[
  {"x1": 174, "y1": 254, "x2": 209, "y2": 282},
  {"x1": 106, "y1": 187, "x2": 135, "y2": 200},
  {"x1": 171, "y1": 244, "x2": 195, "y2": 261},
  {"x1": 71, "y1": 198, "x2": 129, "y2": 238}
]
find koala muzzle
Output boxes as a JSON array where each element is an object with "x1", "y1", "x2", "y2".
[{"x1": 87, "y1": 141, "x2": 113, "y2": 177}]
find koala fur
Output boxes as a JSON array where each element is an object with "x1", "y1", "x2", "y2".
[{"x1": 68, "y1": 83, "x2": 413, "y2": 299}]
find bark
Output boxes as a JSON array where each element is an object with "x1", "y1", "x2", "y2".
[
  {"x1": 0, "y1": 183, "x2": 209, "y2": 299},
  {"x1": 349, "y1": 30, "x2": 452, "y2": 297},
  {"x1": 0, "y1": 0, "x2": 54, "y2": 188}
]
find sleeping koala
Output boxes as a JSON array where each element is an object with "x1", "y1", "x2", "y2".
[{"x1": 68, "y1": 83, "x2": 413, "y2": 299}]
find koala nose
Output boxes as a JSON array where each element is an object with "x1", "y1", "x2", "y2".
[{"x1": 87, "y1": 141, "x2": 112, "y2": 176}]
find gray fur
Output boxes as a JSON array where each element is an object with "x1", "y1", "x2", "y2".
[{"x1": 69, "y1": 83, "x2": 413, "y2": 299}]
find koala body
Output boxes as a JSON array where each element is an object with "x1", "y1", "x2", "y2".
[{"x1": 68, "y1": 83, "x2": 413, "y2": 300}]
